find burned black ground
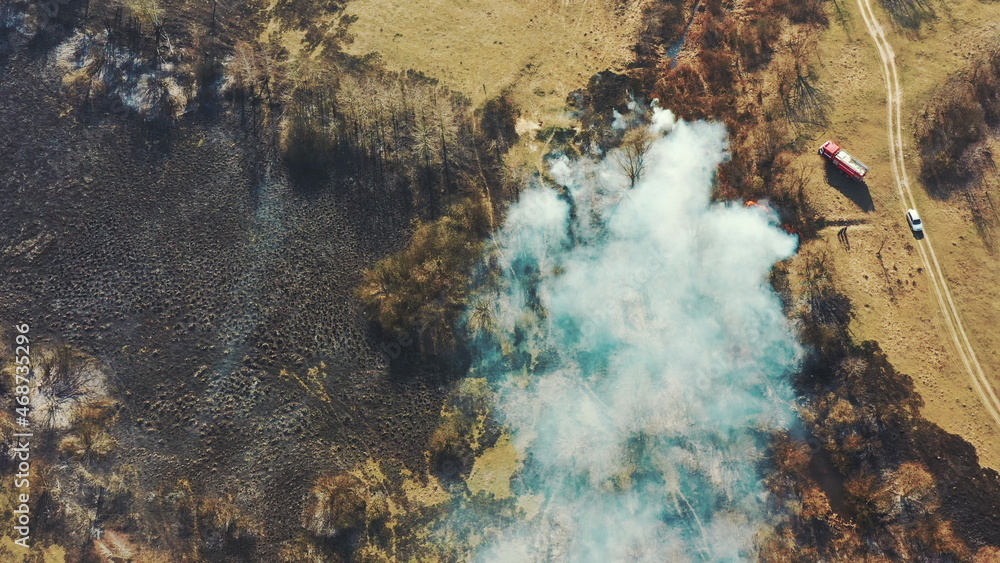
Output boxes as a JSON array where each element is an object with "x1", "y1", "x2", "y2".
[{"x1": 0, "y1": 51, "x2": 446, "y2": 555}]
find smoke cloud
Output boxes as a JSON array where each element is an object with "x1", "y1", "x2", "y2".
[{"x1": 462, "y1": 108, "x2": 801, "y2": 561}]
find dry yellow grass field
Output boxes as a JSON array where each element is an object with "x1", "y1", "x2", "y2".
[
  {"x1": 793, "y1": 0, "x2": 1000, "y2": 468},
  {"x1": 340, "y1": 0, "x2": 647, "y2": 118}
]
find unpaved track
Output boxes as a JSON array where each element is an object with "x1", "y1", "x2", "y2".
[{"x1": 856, "y1": 0, "x2": 1000, "y2": 428}]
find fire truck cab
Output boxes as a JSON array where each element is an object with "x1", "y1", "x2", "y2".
[{"x1": 819, "y1": 140, "x2": 869, "y2": 182}]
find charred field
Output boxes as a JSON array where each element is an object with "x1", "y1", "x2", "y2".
[{"x1": 0, "y1": 49, "x2": 448, "y2": 553}]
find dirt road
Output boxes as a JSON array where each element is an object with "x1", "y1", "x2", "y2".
[{"x1": 855, "y1": 0, "x2": 1000, "y2": 428}]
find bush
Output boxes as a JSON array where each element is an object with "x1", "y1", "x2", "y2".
[
  {"x1": 478, "y1": 94, "x2": 520, "y2": 154},
  {"x1": 918, "y1": 51, "x2": 1000, "y2": 196},
  {"x1": 653, "y1": 63, "x2": 710, "y2": 121},
  {"x1": 879, "y1": 0, "x2": 935, "y2": 29},
  {"x1": 58, "y1": 398, "x2": 118, "y2": 463},
  {"x1": 428, "y1": 417, "x2": 474, "y2": 484},
  {"x1": 972, "y1": 49, "x2": 1000, "y2": 126},
  {"x1": 769, "y1": 0, "x2": 829, "y2": 26},
  {"x1": 772, "y1": 331, "x2": 1000, "y2": 558},
  {"x1": 34, "y1": 345, "x2": 100, "y2": 430},
  {"x1": 633, "y1": 1, "x2": 685, "y2": 68},
  {"x1": 302, "y1": 475, "x2": 367, "y2": 540},
  {"x1": 357, "y1": 199, "x2": 491, "y2": 355}
]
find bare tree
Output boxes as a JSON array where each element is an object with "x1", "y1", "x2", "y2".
[
  {"x1": 615, "y1": 128, "x2": 655, "y2": 188},
  {"x1": 35, "y1": 345, "x2": 98, "y2": 429},
  {"x1": 779, "y1": 62, "x2": 827, "y2": 126}
]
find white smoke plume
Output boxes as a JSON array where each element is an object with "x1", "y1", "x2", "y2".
[{"x1": 461, "y1": 108, "x2": 801, "y2": 561}]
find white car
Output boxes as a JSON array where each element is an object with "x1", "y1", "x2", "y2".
[{"x1": 906, "y1": 209, "x2": 923, "y2": 233}]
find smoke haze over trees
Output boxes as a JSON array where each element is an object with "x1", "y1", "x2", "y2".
[{"x1": 441, "y1": 110, "x2": 803, "y2": 560}]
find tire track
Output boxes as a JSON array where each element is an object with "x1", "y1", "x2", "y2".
[{"x1": 855, "y1": 0, "x2": 1000, "y2": 428}]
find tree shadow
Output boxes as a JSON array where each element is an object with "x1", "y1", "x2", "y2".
[
  {"x1": 824, "y1": 161, "x2": 875, "y2": 211},
  {"x1": 881, "y1": 0, "x2": 936, "y2": 30}
]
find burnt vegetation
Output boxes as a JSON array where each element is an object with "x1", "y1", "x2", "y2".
[
  {"x1": 761, "y1": 256, "x2": 1000, "y2": 560},
  {"x1": 647, "y1": 0, "x2": 827, "y2": 239},
  {"x1": 1, "y1": 0, "x2": 493, "y2": 557}
]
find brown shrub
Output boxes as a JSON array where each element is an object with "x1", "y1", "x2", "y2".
[
  {"x1": 302, "y1": 474, "x2": 368, "y2": 540},
  {"x1": 768, "y1": 0, "x2": 830, "y2": 26},
  {"x1": 730, "y1": 15, "x2": 782, "y2": 70},
  {"x1": 918, "y1": 80, "x2": 990, "y2": 195},
  {"x1": 357, "y1": 199, "x2": 490, "y2": 355},
  {"x1": 972, "y1": 49, "x2": 1000, "y2": 126}
]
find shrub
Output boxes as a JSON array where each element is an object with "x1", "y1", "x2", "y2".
[
  {"x1": 302, "y1": 475, "x2": 367, "y2": 540},
  {"x1": 58, "y1": 398, "x2": 118, "y2": 463},
  {"x1": 972, "y1": 49, "x2": 1000, "y2": 126},
  {"x1": 731, "y1": 15, "x2": 782, "y2": 69},
  {"x1": 357, "y1": 199, "x2": 490, "y2": 355},
  {"x1": 34, "y1": 345, "x2": 100, "y2": 430},
  {"x1": 428, "y1": 416, "x2": 474, "y2": 484},
  {"x1": 769, "y1": 0, "x2": 829, "y2": 26},
  {"x1": 478, "y1": 94, "x2": 520, "y2": 154},
  {"x1": 918, "y1": 74, "x2": 993, "y2": 195},
  {"x1": 880, "y1": 0, "x2": 935, "y2": 29}
]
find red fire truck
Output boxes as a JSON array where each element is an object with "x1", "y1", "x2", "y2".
[{"x1": 818, "y1": 140, "x2": 869, "y2": 182}]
